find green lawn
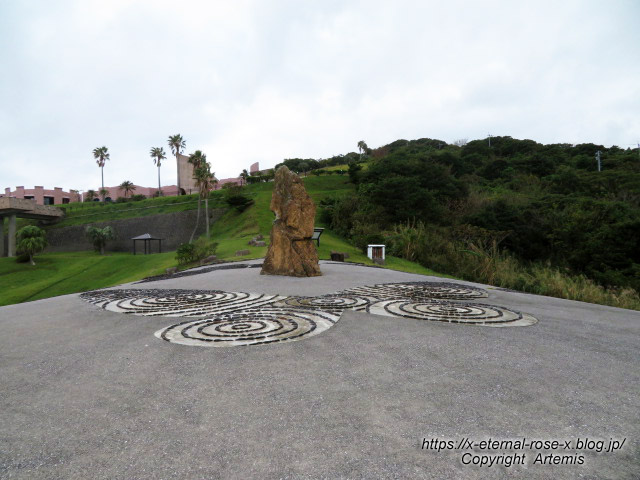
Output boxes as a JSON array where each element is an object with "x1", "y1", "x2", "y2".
[
  {"x1": 0, "y1": 251, "x2": 176, "y2": 306},
  {"x1": 1, "y1": 175, "x2": 447, "y2": 307}
]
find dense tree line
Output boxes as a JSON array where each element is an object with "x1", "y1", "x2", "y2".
[{"x1": 320, "y1": 136, "x2": 640, "y2": 291}]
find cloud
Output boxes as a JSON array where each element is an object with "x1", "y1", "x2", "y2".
[{"x1": 0, "y1": 0, "x2": 638, "y2": 191}]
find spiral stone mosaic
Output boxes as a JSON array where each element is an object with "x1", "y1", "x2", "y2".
[
  {"x1": 341, "y1": 282, "x2": 489, "y2": 301},
  {"x1": 81, "y1": 281, "x2": 537, "y2": 347},
  {"x1": 366, "y1": 299, "x2": 537, "y2": 327},
  {"x1": 156, "y1": 307, "x2": 340, "y2": 347},
  {"x1": 81, "y1": 289, "x2": 286, "y2": 318}
]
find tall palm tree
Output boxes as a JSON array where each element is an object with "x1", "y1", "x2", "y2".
[
  {"x1": 357, "y1": 140, "x2": 368, "y2": 161},
  {"x1": 168, "y1": 134, "x2": 186, "y2": 192},
  {"x1": 188, "y1": 150, "x2": 206, "y2": 242},
  {"x1": 92, "y1": 146, "x2": 110, "y2": 192},
  {"x1": 150, "y1": 147, "x2": 167, "y2": 196},
  {"x1": 119, "y1": 180, "x2": 136, "y2": 198},
  {"x1": 194, "y1": 162, "x2": 216, "y2": 238}
]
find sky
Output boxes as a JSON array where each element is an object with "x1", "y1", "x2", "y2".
[{"x1": 0, "y1": 0, "x2": 638, "y2": 193}]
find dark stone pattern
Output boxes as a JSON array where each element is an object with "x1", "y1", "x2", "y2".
[
  {"x1": 366, "y1": 299, "x2": 524, "y2": 324},
  {"x1": 80, "y1": 288, "x2": 285, "y2": 318},
  {"x1": 81, "y1": 281, "x2": 537, "y2": 347},
  {"x1": 341, "y1": 282, "x2": 489, "y2": 301},
  {"x1": 158, "y1": 307, "x2": 338, "y2": 347},
  {"x1": 45, "y1": 209, "x2": 225, "y2": 253}
]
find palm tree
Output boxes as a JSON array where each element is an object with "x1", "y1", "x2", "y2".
[
  {"x1": 239, "y1": 169, "x2": 249, "y2": 186},
  {"x1": 357, "y1": 140, "x2": 368, "y2": 161},
  {"x1": 16, "y1": 226, "x2": 47, "y2": 265},
  {"x1": 92, "y1": 146, "x2": 110, "y2": 191},
  {"x1": 99, "y1": 187, "x2": 109, "y2": 202},
  {"x1": 168, "y1": 134, "x2": 186, "y2": 192},
  {"x1": 188, "y1": 150, "x2": 206, "y2": 242},
  {"x1": 86, "y1": 226, "x2": 115, "y2": 255},
  {"x1": 119, "y1": 180, "x2": 136, "y2": 199},
  {"x1": 194, "y1": 162, "x2": 217, "y2": 238},
  {"x1": 150, "y1": 147, "x2": 167, "y2": 196}
]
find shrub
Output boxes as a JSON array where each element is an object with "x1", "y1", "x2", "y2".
[
  {"x1": 131, "y1": 194, "x2": 146, "y2": 202},
  {"x1": 176, "y1": 243, "x2": 196, "y2": 265},
  {"x1": 223, "y1": 185, "x2": 254, "y2": 212},
  {"x1": 176, "y1": 239, "x2": 219, "y2": 265},
  {"x1": 85, "y1": 226, "x2": 115, "y2": 255}
]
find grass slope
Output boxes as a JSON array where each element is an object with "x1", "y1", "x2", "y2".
[
  {"x1": 1, "y1": 174, "x2": 444, "y2": 306},
  {"x1": 50, "y1": 194, "x2": 208, "y2": 228},
  {"x1": 210, "y1": 175, "x2": 442, "y2": 275},
  {"x1": 0, "y1": 251, "x2": 175, "y2": 306}
]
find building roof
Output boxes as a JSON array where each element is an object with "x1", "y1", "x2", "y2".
[{"x1": 131, "y1": 233, "x2": 162, "y2": 240}]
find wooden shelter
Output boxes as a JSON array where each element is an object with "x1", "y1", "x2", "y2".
[{"x1": 132, "y1": 233, "x2": 163, "y2": 255}]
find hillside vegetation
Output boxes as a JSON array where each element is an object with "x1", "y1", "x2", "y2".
[
  {"x1": 317, "y1": 136, "x2": 640, "y2": 309},
  {"x1": 4, "y1": 136, "x2": 638, "y2": 310},
  {"x1": 0, "y1": 175, "x2": 441, "y2": 306}
]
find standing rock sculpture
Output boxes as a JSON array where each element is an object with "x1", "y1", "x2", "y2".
[{"x1": 261, "y1": 166, "x2": 321, "y2": 277}]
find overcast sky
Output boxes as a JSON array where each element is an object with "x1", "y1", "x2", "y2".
[{"x1": 1, "y1": 0, "x2": 638, "y2": 192}]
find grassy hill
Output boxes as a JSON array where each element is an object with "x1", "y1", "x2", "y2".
[{"x1": 0, "y1": 174, "x2": 442, "y2": 306}]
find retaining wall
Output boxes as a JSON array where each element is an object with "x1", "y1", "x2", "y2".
[{"x1": 44, "y1": 209, "x2": 226, "y2": 253}]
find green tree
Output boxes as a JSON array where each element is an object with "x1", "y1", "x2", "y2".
[
  {"x1": 239, "y1": 169, "x2": 249, "y2": 186},
  {"x1": 92, "y1": 146, "x2": 110, "y2": 190},
  {"x1": 16, "y1": 226, "x2": 47, "y2": 265},
  {"x1": 118, "y1": 180, "x2": 136, "y2": 198},
  {"x1": 188, "y1": 150, "x2": 207, "y2": 242},
  {"x1": 168, "y1": 134, "x2": 186, "y2": 192},
  {"x1": 194, "y1": 161, "x2": 217, "y2": 238},
  {"x1": 99, "y1": 187, "x2": 109, "y2": 202},
  {"x1": 85, "y1": 189, "x2": 97, "y2": 202},
  {"x1": 357, "y1": 140, "x2": 368, "y2": 161},
  {"x1": 85, "y1": 226, "x2": 115, "y2": 255},
  {"x1": 150, "y1": 147, "x2": 167, "y2": 196}
]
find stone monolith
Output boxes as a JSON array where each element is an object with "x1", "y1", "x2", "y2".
[{"x1": 261, "y1": 166, "x2": 321, "y2": 277}]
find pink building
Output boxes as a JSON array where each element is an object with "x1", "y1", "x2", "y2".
[
  {"x1": 83, "y1": 185, "x2": 181, "y2": 202},
  {"x1": 1, "y1": 186, "x2": 79, "y2": 205},
  {"x1": 1, "y1": 162, "x2": 258, "y2": 204}
]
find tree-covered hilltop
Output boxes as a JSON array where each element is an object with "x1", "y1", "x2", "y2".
[{"x1": 321, "y1": 136, "x2": 640, "y2": 293}]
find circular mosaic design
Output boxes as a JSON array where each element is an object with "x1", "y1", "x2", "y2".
[
  {"x1": 276, "y1": 294, "x2": 370, "y2": 312},
  {"x1": 81, "y1": 289, "x2": 285, "y2": 318},
  {"x1": 155, "y1": 307, "x2": 339, "y2": 347},
  {"x1": 81, "y1": 279, "x2": 536, "y2": 348},
  {"x1": 342, "y1": 282, "x2": 488, "y2": 301},
  {"x1": 366, "y1": 299, "x2": 537, "y2": 326}
]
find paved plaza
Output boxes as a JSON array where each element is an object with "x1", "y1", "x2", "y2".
[{"x1": 1, "y1": 261, "x2": 638, "y2": 479}]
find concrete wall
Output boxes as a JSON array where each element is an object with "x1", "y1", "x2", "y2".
[
  {"x1": 44, "y1": 208, "x2": 225, "y2": 253},
  {"x1": 177, "y1": 153, "x2": 198, "y2": 194}
]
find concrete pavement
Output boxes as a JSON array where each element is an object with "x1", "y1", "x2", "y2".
[{"x1": 0, "y1": 261, "x2": 638, "y2": 479}]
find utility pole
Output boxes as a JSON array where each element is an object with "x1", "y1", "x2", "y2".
[
  {"x1": 595, "y1": 150, "x2": 602, "y2": 172},
  {"x1": 488, "y1": 134, "x2": 493, "y2": 148}
]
